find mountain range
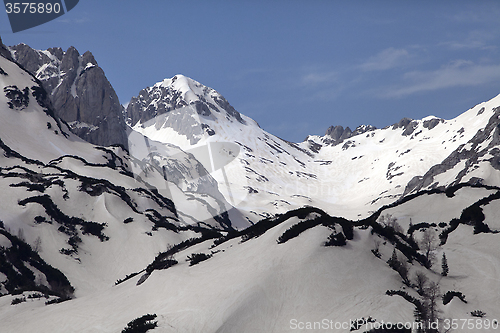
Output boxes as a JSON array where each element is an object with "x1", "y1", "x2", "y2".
[{"x1": 0, "y1": 38, "x2": 499, "y2": 332}]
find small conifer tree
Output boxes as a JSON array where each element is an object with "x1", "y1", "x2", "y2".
[
  {"x1": 441, "y1": 252, "x2": 449, "y2": 276},
  {"x1": 387, "y1": 248, "x2": 400, "y2": 270}
]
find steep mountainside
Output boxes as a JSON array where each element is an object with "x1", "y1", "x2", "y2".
[
  {"x1": 126, "y1": 75, "x2": 319, "y2": 222},
  {"x1": 0, "y1": 50, "x2": 243, "y2": 301},
  {"x1": 9, "y1": 43, "x2": 128, "y2": 149}
]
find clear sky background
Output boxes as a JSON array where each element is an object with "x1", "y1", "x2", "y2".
[{"x1": 2, "y1": 1, "x2": 500, "y2": 142}]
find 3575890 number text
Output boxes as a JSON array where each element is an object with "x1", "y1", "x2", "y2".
[{"x1": 5, "y1": 2, "x2": 61, "y2": 14}]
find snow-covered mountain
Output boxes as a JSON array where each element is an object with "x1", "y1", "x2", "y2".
[
  {"x1": 0, "y1": 50, "x2": 245, "y2": 300},
  {"x1": 1, "y1": 38, "x2": 500, "y2": 333},
  {"x1": 126, "y1": 75, "x2": 323, "y2": 221},
  {"x1": 126, "y1": 74, "x2": 500, "y2": 221},
  {"x1": 304, "y1": 99, "x2": 500, "y2": 207}
]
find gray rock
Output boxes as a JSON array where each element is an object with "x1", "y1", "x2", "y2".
[
  {"x1": 390, "y1": 117, "x2": 419, "y2": 136},
  {"x1": 352, "y1": 124, "x2": 376, "y2": 136},
  {"x1": 0, "y1": 37, "x2": 13, "y2": 61},
  {"x1": 402, "y1": 121, "x2": 418, "y2": 136},
  {"x1": 323, "y1": 125, "x2": 352, "y2": 145},
  {"x1": 325, "y1": 125, "x2": 346, "y2": 141},
  {"x1": 9, "y1": 44, "x2": 128, "y2": 150},
  {"x1": 423, "y1": 118, "x2": 443, "y2": 130},
  {"x1": 306, "y1": 140, "x2": 322, "y2": 153},
  {"x1": 323, "y1": 124, "x2": 376, "y2": 146},
  {"x1": 392, "y1": 117, "x2": 413, "y2": 129}
]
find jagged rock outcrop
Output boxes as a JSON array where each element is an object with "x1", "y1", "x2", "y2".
[
  {"x1": 322, "y1": 124, "x2": 376, "y2": 146},
  {"x1": 125, "y1": 74, "x2": 246, "y2": 128},
  {"x1": 9, "y1": 43, "x2": 128, "y2": 150},
  {"x1": 325, "y1": 125, "x2": 352, "y2": 142},
  {"x1": 0, "y1": 37, "x2": 13, "y2": 61}
]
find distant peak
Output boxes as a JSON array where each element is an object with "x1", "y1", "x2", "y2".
[
  {"x1": 325, "y1": 125, "x2": 351, "y2": 141},
  {"x1": 127, "y1": 74, "x2": 246, "y2": 127},
  {"x1": 320, "y1": 123, "x2": 376, "y2": 147},
  {"x1": 82, "y1": 50, "x2": 97, "y2": 67},
  {"x1": 157, "y1": 74, "x2": 194, "y2": 87},
  {"x1": 65, "y1": 46, "x2": 80, "y2": 56},
  {"x1": 152, "y1": 74, "x2": 205, "y2": 104}
]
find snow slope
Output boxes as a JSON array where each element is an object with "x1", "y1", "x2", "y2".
[
  {"x1": 306, "y1": 96, "x2": 500, "y2": 211},
  {"x1": 2, "y1": 187, "x2": 499, "y2": 332}
]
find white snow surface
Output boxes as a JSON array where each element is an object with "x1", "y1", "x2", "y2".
[{"x1": 2, "y1": 189, "x2": 500, "y2": 332}]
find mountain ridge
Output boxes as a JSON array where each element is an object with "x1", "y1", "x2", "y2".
[{"x1": 126, "y1": 72, "x2": 500, "y2": 222}]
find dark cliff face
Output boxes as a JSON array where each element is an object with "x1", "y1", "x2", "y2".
[
  {"x1": 325, "y1": 125, "x2": 352, "y2": 143},
  {"x1": 0, "y1": 37, "x2": 13, "y2": 61},
  {"x1": 9, "y1": 44, "x2": 128, "y2": 150}
]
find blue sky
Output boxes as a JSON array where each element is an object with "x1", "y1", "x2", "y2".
[{"x1": 2, "y1": 1, "x2": 500, "y2": 142}]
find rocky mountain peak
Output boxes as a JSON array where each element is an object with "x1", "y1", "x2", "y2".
[
  {"x1": 126, "y1": 74, "x2": 246, "y2": 128},
  {"x1": 0, "y1": 36, "x2": 13, "y2": 61},
  {"x1": 322, "y1": 124, "x2": 376, "y2": 146},
  {"x1": 81, "y1": 50, "x2": 97, "y2": 67},
  {"x1": 60, "y1": 46, "x2": 79, "y2": 73},
  {"x1": 325, "y1": 125, "x2": 352, "y2": 141},
  {"x1": 47, "y1": 46, "x2": 64, "y2": 61},
  {"x1": 9, "y1": 44, "x2": 128, "y2": 150}
]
